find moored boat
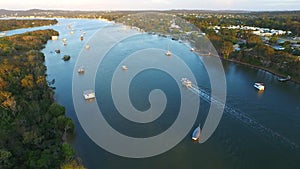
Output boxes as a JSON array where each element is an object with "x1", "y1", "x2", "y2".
[
  {"x1": 192, "y1": 125, "x2": 201, "y2": 141},
  {"x1": 165, "y1": 50, "x2": 172, "y2": 56},
  {"x1": 278, "y1": 75, "x2": 291, "y2": 82},
  {"x1": 55, "y1": 49, "x2": 61, "y2": 54},
  {"x1": 77, "y1": 66, "x2": 85, "y2": 74},
  {"x1": 122, "y1": 65, "x2": 128, "y2": 70},
  {"x1": 83, "y1": 90, "x2": 95, "y2": 100}
]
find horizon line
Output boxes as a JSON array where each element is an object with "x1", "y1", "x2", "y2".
[{"x1": 1, "y1": 8, "x2": 300, "y2": 12}]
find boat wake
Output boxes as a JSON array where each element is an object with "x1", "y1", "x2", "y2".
[{"x1": 188, "y1": 84, "x2": 299, "y2": 149}]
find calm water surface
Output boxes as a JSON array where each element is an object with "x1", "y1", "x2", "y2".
[{"x1": 4, "y1": 18, "x2": 300, "y2": 169}]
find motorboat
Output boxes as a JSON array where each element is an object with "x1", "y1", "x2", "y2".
[
  {"x1": 83, "y1": 90, "x2": 95, "y2": 100},
  {"x1": 192, "y1": 125, "x2": 201, "y2": 141},
  {"x1": 122, "y1": 65, "x2": 128, "y2": 70},
  {"x1": 278, "y1": 75, "x2": 291, "y2": 82},
  {"x1": 254, "y1": 83, "x2": 265, "y2": 91},
  {"x1": 181, "y1": 78, "x2": 192, "y2": 88}
]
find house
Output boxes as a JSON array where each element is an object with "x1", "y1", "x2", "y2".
[{"x1": 233, "y1": 44, "x2": 241, "y2": 51}]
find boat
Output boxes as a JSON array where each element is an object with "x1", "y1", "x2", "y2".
[
  {"x1": 122, "y1": 65, "x2": 128, "y2": 70},
  {"x1": 80, "y1": 35, "x2": 84, "y2": 41},
  {"x1": 165, "y1": 44, "x2": 172, "y2": 56},
  {"x1": 278, "y1": 75, "x2": 291, "y2": 82},
  {"x1": 190, "y1": 47, "x2": 195, "y2": 52},
  {"x1": 55, "y1": 49, "x2": 61, "y2": 54},
  {"x1": 83, "y1": 90, "x2": 95, "y2": 100},
  {"x1": 192, "y1": 125, "x2": 201, "y2": 141},
  {"x1": 165, "y1": 50, "x2": 172, "y2": 56},
  {"x1": 85, "y1": 45, "x2": 90, "y2": 50},
  {"x1": 254, "y1": 83, "x2": 265, "y2": 91},
  {"x1": 181, "y1": 78, "x2": 192, "y2": 88},
  {"x1": 77, "y1": 66, "x2": 85, "y2": 74},
  {"x1": 51, "y1": 36, "x2": 59, "y2": 40}
]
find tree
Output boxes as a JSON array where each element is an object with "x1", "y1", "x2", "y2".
[
  {"x1": 61, "y1": 160, "x2": 85, "y2": 169},
  {"x1": 221, "y1": 41, "x2": 234, "y2": 59},
  {"x1": 62, "y1": 143, "x2": 75, "y2": 161},
  {"x1": 247, "y1": 34, "x2": 263, "y2": 48},
  {"x1": 21, "y1": 75, "x2": 34, "y2": 89}
]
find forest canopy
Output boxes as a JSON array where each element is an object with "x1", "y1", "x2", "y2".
[{"x1": 0, "y1": 29, "x2": 81, "y2": 168}]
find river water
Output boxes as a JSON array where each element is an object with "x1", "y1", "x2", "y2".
[{"x1": 2, "y1": 18, "x2": 300, "y2": 169}]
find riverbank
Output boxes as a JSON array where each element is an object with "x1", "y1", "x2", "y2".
[
  {"x1": 224, "y1": 58, "x2": 300, "y2": 84},
  {"x1": 0, "y1": 20, "x2": 84, "y2": 168}
]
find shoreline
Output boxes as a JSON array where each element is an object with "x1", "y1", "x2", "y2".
[
  {"x1": 108, "y1": 18, "x2": 300, "y2": 85},
  {"x1": 224, "y1": 58, "x2": 300, "y2": 84}
]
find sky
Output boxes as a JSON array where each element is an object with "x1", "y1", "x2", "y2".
[{"x1": 1, "y1": 0, "x2": 300, "y2": 11}]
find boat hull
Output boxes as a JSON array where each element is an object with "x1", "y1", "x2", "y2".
[{"x1": 192, "y1": 126, "x2": 201, "y2": 141}]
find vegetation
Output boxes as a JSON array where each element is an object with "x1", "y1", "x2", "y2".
[
  {"x1": 62, "y1": 55, "x2": 71, "y2": 61},
  {"x1": 102, "y1": 11, "x2": 300, "y2": 81},
  {"x1": 0, "y1": 29, "x2": 84, "y2": 168},
  {"x1": 179, "y1": 13, "x2": 300, "y2": 82},
  {"x1": 0, "y1": 19, "x2": 57, "y2": 32}
]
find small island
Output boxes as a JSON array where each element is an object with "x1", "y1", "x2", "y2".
[{"x1": 62, "y1": 55, "x2": 71, "y2": 61}]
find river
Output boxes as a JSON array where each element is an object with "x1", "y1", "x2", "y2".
[{"x1": 3, "y1": 18, "x2": 300, "y2": 169}]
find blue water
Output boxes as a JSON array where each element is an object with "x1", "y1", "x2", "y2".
[{"x1": 3, "y1": 18, "x2": 300, "y2": 169}]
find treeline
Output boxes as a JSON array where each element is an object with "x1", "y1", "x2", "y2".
[
  {"x1": 0, "y1": 19, "x2": 58, "y2": 32},
  {"x1": 180, "y1": 13, "x2": 300, "y2": 81},
  {"x1": 0, "y1": 30, "x2": 84, "y2": 168},
  {"x1": 184, "y1": 13, "x2": 300, "y2": 36},
  {"x1": 206, "y1": 29, "x2": 300, "y2": 81}
]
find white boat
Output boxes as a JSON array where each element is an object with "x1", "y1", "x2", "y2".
[
  {"x1": 190, "y1": 47, "x2": 195, "y2": 52},
  {"x1": 122, "y1": 65, "x2": 128, "y2": 70},
  {"x1": 85, "y1": 45, "x2": 90, "y2": 49},
  {"x1": 181, "y1": 78, "x2": 192, "y2": 88},
  {"x1": 77, "y1": 66, "x2": 85, "y2": 74},
  {"x1": 51, "y1": 36, "x2": 59, "y2": 40},
  {"x1": 254, "y1": 83, "x2": 265, "y2": 91},
  {"x1": 192, "y1": 125, "x2": 201, "y2": 141},
  {"x1": 83, "y1": 90, "x2": 95, "y2": 100},
  {"x1": 165, "y1": 50, "x2": 172, "y2": 56},
  {"x1": 278, "y1": 75, "x2": 291, "y2": 82}
]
